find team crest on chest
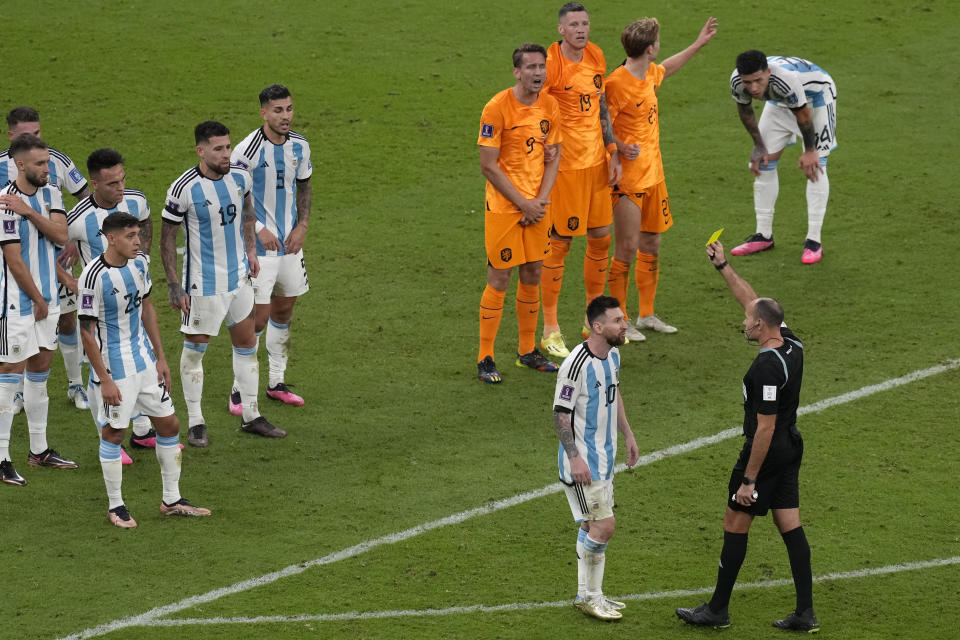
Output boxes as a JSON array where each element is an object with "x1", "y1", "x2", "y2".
[
  {"x1": 593, "y1": 74, "x2": 602, "y2": 89},
  {"x1": 539, "y1": 120, "x2": 550, "y2": 136}
]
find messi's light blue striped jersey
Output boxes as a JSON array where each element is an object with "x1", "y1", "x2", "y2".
[
  {"x1": 231, "y1": 128, "x2": 312, "y2": 257},
  {"x1": 0, "y1": 181, "x2": 66, "y2": 317},
  {"x1": 554, "y1": 342, "x2": 622, "y2": 484},
  {"x1": 0, "y1": 147, "x2": 87, "y2": 196},
  {"x1": 77, "y1": 254, "x2": 155, "y2": 380},
  {"x1": 161, "y1": 165, "x2": 251, "y2": 296},
  {"x1": 730, "y1": 56, "x2": 836, "y2": 109},
  {"x1": 66, "y1": 191, "x2": 150, "y2": 266}
]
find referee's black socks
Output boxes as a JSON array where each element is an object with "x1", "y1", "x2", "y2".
[
  {"x1": 709, "y1": 531, "x2": 748, "y2": 613},
  {"x1": 781, "y1": 526, "x2": 814, "y2": 613}
]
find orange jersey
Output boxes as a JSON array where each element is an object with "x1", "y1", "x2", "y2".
[
  {"x1": 605, "y1": 63, "x2": 666, "y2": 190},
  {"x1": 545, "y1": 41, "x2": 607, "y2": 171},
  {"x1": 478, "y1": 88, "x2": 562, "y2": 212}
]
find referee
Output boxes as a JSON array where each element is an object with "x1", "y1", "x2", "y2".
[{"x1": 676, "y1": 240, "x2": 818, "y2": 633}]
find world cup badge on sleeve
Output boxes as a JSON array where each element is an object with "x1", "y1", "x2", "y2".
[
  {"x1": 3, "y1": 219, "x2": 15, "y2": 235},
  {"x1": 560, "y1": 384, "x2": 574, "y2": 402},
  {"x1": 81, "y1": 293, "x2": 94, "y2": 312}
]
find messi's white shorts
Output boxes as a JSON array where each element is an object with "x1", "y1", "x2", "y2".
[
  {"x1": 759, "y1": 95, "x2": 837, "y2": 157},
  {"x1": 252, "y1": 250, "x2": 309, "y2": 304},
  {"x1": 180, "y1": 279, "x2": 254, "y2": 336},
  {"x1": 96, "y1": 362, "x2": 174, "y2": 430},
  {"x1": 564, "y1": 478, "x2": 615, "y2": 522}
]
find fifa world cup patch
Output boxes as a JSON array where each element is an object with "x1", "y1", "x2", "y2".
[
  {"x1": 560, "y1": 384, "x2": 574, "y2": 401},
  {"x1": 81, "y1": 293, "x2": 94, "y2": 311},
  {"x1": 763, "y1": 385, "x2": 777, "y2": 401},
  {"x1": 480, "y1": 123, "x2": 494, "y2": 138},
  {"x1": 69, "y1": 168, "x2": 83, "y2": 183},
  {"x1": 2, "y1": 219, "x2": 14, "y2": 234}
]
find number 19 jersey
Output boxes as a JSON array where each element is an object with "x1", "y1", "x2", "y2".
[{"x1": 162, "y1": 165, "x2": 251, "y2": 296}]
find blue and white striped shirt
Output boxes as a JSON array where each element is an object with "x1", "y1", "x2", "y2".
[
  {"x1": 66, "y1": 190, "x2": 150, "y2": 266},
  {"x1": 0, "y1": 147, "x2": 87, "y2": 196},
  {"x1": 730, "y1": 56, "x2": 836, "y2": 109}
]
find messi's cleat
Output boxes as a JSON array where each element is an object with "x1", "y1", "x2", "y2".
[
  {"x1": 731, "y1": 233, "x2": 774, "y2": 256},
  {"x1": 773, "y1": 608, "x2": 820, "y2": 633},
  {"x1": 159, "y1": 497, "x2": 211, "y2": 517},
  {"x1": 130, "y1": 428, "x2": 158, "y2": 449},
  {"x1": 477, "y1": 356, "x2": 502, "y2": 384},
  {"x1": 120, "y1": 446, "x2": 133, "y2": 466},
  {"x1": 228, "y1": 390, "x2": 243, "y2": 416},
  {"x1": 624, "y1": 323, "x2": 646, "y2": 342},
  {"x1": 0, "y1": 459, "x2": 26, "y2": 486},
  {"x1": 240, "y1": 416, "x2": 287, "y2": 438},
  {"x1": 676, "y1": 602, "x2": 731, "y2": 629},
  {"x1": 516, "y1": 349, "x2": 559, "y2": 372},
  {"x1": 67, "y1": 383, "x2": 89, "y2": 409},
  {"x1": 12, "y1": 391, "x2": 23, "y2": 415},
  {"x1": 187, "y1": 424, "x2": 209, "y2": 448},
  {"x1": 266, "y1": 382, "x2": 305, "y2": 407},
  {"x1": 636, "y1": 314, "x2": 677, "y2": 334},
  {"x1": 540, "y1": 331, "x2": 570, "y2": 360},
  {"x1": 604, "y1": 595, "x2": 626, "y2": 611},
  {"x1": 801, "y1": 239, "x2": 822, "y2": 265},
  {"x1": 577, "y1": 595, "x2": 622, "y2": 621},
  {"x1": 108, "y1": 505, "x2": 137, "y2": 529},
  {"x1": 27, "y1": 448, "x2": 78, "y2": 469}
]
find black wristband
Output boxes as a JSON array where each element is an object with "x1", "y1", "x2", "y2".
[
  {"x1": 715, "y1": 260, "x2": 728, "y2": 271},
  {"x1": 742, "y1": 475, "x2": 755, "y2": 485}
]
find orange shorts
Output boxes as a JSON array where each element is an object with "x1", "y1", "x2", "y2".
[
  {"x1": 550, "y1": 161, "x2": 613, "y2": 237},
  {"x1": 611, "y1": 180, "x2": 673, "y2": 234},
  {"x1": 484, "y1": 208, "x2": 552, "y2": 269}
]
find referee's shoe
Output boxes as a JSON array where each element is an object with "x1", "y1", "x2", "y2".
[
  {"x1": 676, "y1": 602, "x2": 731, "y2": 629},
  {"x1": 773, "y1": 608, "x2": 820, "y2": 633}
]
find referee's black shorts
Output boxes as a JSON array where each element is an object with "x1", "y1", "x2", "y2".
[{"x1": 727, "y1": 435, "x2": 803, "y2": 516}]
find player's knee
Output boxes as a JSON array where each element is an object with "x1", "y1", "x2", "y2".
[
  {"x1": 638, "y1": 232, "x2": 661, "y2": 255},
  {"x1": 153, "y1": 414, "x2": 180, "y2": 437}
]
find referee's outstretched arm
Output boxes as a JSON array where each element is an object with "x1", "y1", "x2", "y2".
[{"x1": 706, "y1": 240, "x2": 758, "y2": 310}]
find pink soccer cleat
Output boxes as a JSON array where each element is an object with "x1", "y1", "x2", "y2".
[
  {"x1": 730, "y1": 233, "x2": 774, "y2": 256},
  {"x1": 266, "y1": 383, "x2": 304, "y2": 407},
  {"x1": 801, "y1": 239, "x2": 822, "y2": 264},
  {"x1": 120, "y1": 447, "x2": 133, "y2": 466},
  {"x1": 228, "y1": 390, "x2": 243, "y2": 416}
]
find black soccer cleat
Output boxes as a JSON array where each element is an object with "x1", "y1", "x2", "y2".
[
  {"x1": 773, "y1": 607, "x2": 820, "y2": 633},
  {"x1": 187, "y1": 424, "x2": 209, "y2": 448},
  {"x1": 676, "y1": 602, "x2": 731, "y2": 629},
  {"x1": 27, "y1": 448, "x2": 78, "y2": 469},
  {"x1": 515, "y1": 349, "x2": 559, "y2": 372},
  {"x1": 240, "y1": 416, "x2": 287, "y2": 438},
  {"x1": 130, "y1": 428, "x2": 158, "y2": 449},
  {"x1": 0, "y1": 459, "x2": 26, "y2": 486},
  {"x1": 477, "y1": 356, "x2": 502, "y2": 384}
]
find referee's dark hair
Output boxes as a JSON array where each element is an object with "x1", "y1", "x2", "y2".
[
  {"x1": 101, "y1": 211, "x2": 141, "y2": 236},
  {"x1": 194, "y1": 121, "x2": 230, "y2": 144},
  {"x1": 754, "y1": 297, "x2": 784, "y2": 327},
  {"x1": 586, "y1": 295, "x2": 621, "y2": 327},
  {"x1": 87, "y1": 148, "x2": 124, "y2": 177}
]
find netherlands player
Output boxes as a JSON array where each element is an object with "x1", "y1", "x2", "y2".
[
  {"x1": 605, "y1": 17, "x2": 717, "y2": 340},
  {"x1": 538, "y1": 2, "x2": 622, "y2": 360},
  {"x1": 728, "y1": 52, "x2": 838, "y2": 264},
  {"x1": 160, "y1": 121, "x2": 285, "y2": 447},
  {"x1": 476, "y1": 43, "x2": 562, "y2": 383},
  {"x1": 1, "y1": 107, "x2": 90, "y2": 411},
  {"x1": 553, "y1": 295, "x2": 639, "y2": 620},
  {"x1": 228, "y1": 84, "x2": 312, "y2": 412},
  {"x1": 79, "y1": 212, "x2": 210, "y2": 527},
  {"x1": 0, "y1": 134, "x2": 76, "y2": 486},
  {"x1": 59, "y1": 149, "x2": 155, "y2": 462}
]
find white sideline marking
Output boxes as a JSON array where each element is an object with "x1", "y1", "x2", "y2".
[
  {"x1": 60, "y1": 359, "x2": 960, "y2": 639},
  {"x1": 132, "y1": 556, "x2": 960, "y2": 627}
]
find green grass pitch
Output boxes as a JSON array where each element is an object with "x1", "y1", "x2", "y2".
[{"x1": 1, "y1": 1, "x2": 958, "y2": 638}]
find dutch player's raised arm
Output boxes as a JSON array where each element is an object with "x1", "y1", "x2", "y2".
[{"x1": 662, "y1": 17, "x2": 718, "y2": 78}]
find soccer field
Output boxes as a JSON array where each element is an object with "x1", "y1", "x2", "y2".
[{"x1": 2, "y1": 1, "x2": 958, "y2": 638}]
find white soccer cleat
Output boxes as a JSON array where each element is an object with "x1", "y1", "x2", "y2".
[
  {"x1": 636, "y1": 314, "x2": 677, "y2": 334},
  {"x1": 623, "y1": 324, "x2": 646, "y2": 342}
]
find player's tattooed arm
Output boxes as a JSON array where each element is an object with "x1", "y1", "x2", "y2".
[
  {"x1": 796, "y1": 116, "x2": 818, "y2": 151},
  {"x1": 160, "y1": 221, "x2": 187, "y2": 310},
  {"x1": 598, "y1": 94, "x2": 617, "y2": 147},
  {"x1": 139, "y1": 218, "x2": 153, "y2": 256},
  {"x1": 738, "y1": 101, "x2": 770, "y2": 173},
  {"x1": 284, "y1": 178, "x2": 312, "y2": 253},
  {"x1": 554, "y1": 409, "x2": 580, "y2": 459},
  {"x1": 241, "y1": 194, "x2": 257, "y2": 255}
]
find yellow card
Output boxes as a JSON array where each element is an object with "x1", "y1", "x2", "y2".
[{"x1": 706, "y1": 228, "x2": 724, "y2": 246}]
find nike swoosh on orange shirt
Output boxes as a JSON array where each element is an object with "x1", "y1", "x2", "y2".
[{"x1": 564, "y1": 85, "x2": 574, "y2": 91}]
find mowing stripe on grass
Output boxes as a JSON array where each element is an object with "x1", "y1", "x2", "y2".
[
  {"x1": 60, "y1": 358, "x2": 960, "y2": 639},
  {"x1": 132, "y1": 556, "x2": 960, "y2": 627}
]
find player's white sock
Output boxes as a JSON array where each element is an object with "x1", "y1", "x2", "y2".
[
  {"x1": 266, "y1": 319, "x2": 290, "y2": 388},
  {"x1": 59, "y1": 327, "x2": 83, "y2": 386},
  {"x1": 231, "y1": 331, "x2": 260, "y2": 394},
  {"x1": 576, "y1": 527, "x2": 589, "y2": 598},
  {"x1": 156, "y1": 434, "x2": 182, "y2": 505},
  {"x1": 180, "y1": 341, "x2": 207, "y2": 427},
  {"x1": 132, "y1": 414, "x2": 152, "y2": 437},
  {"x1": 805, "y1": 161, "x2": 829, "y2": 244},
  {"x1": 24, "y1": 369, "x2": 50, "y2": 455},
  {"x1": 99, "y1": 439, "x2": 124, "y2": 509},
  {"x1": 0, "y1": 373, "x2": 19, "y2": 461},
  {"x1": 582, "y1": 534, "x2": 608, "y2": 598},
  {"x1": 233, "y1": 345, "x2": 261, "y2": 422},
  {"x1": 753, "y1": 161, "x2": 779, "y2": 238}
]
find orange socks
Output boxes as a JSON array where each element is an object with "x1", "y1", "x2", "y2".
[
  {"x1": 478, "y1": 285, "x2": 506, "y2": 362},
  {"x1": 608, "y1": 258, "x2": 630, "y2": 317},
  {"x1": 540, "y1": 239, "x2": 571, "y2": 328},
  {"x1": 516, "y1": 283, "x2": 540, "y2": 355},
  {"x1": 584, "y1": 235, "x2": 611, "y2": 305},
  {"x1": 635, "y1": 251, "x2": 659, "y2": 318}
]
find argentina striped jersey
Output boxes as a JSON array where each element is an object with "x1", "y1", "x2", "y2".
[
  {"x1": 66, "y1": 190, "x2": 150, "y2": 266},
  {"x1": 0, "y1": 181, "x2": 65, "y2": 317},
  {"x1": 78, "y1": 254, "x2": 155, "y2": 380},
  {"x1": 730, "y1": 56, "x2": 836, "y2": 109},
  {"x1": 161, "y1": 165, "x2": 251, "y2": 296},
  {"x1": 554, "y1": 342, "x2": 621, "y2": 484},
  {"x1": 231, "y1": 128, "x2": 312, "y2": 257},
  {"x1": 0, "y1": 147, "x2": 87, "y2": 195}
]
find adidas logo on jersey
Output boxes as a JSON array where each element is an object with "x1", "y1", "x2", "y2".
[
  {"x1": 204, "y1": 199, "x2": 213, "y2": 206},
  {"x1": 260, "y1": 160, "x2": 270, "y2": 168},
  {"x1": 111, "y1": 288, "x2": 120, "y2": 295}
]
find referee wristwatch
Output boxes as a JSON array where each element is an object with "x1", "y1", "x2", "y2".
[{"x1": 742, "y1": 475, "x2": 755, "y2": 485}]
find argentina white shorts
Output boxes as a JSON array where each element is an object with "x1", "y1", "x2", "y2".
[
  {"x1": 564, "y1": 478, "x2": 615, "y2": 522},
  {"x1": 180, "y1": 279, "x2": 254, "y2": 336},
  {"x1": 0, "y1": 307, "x2": 61, "y2": 363},
  {"x1": 759, "y1": 97, "x2": 838, "y2": 158},
  {"x1": 252, "y1": 250, "x2": 309, "y2": 304},
  {"x1": 96, "y1": 362, "x2": 174, "y2": 430}
]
